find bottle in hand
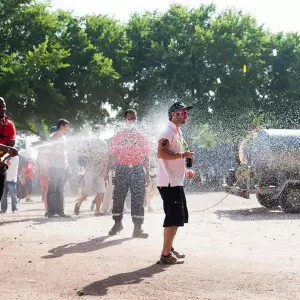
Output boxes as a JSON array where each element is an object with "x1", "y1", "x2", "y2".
[{"x1": 186, "y1": 157, "x2": 193, "y2": 168}]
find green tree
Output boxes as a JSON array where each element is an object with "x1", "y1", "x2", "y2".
[
  {"x1": 0, "y1": 1, "x2": 70, "y2": 136},
  {"x1": 2, "y1": 1, "x2": 300, "y2": 144}
]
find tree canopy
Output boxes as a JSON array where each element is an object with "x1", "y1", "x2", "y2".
[{"x1": 1, "y1": 1, "x2": 300, "y2": 143}]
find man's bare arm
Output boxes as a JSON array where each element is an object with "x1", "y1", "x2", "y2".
[
  {"x1": 107, "y1": 152, "x2": 118, "y2": 171},
  {"x1": 0, "y1": 144, "x2": 18, "y2": 155},
  {"x1": 143, "y1": 155, "x2": 151, "y2": 186},
  {"x1": 157, "y1": 138, "x2": 193, "y2": 160},
  {"x1": 157, "y1": 139, "x2": 178, "y2": 160},
  {"x1": 0, "y1": 144, "x2": 10, "y2": 153}
]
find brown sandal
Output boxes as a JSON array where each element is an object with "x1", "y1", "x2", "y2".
[
  {"x1": 171, "y1": 247, "x2": 185, "y2": 259},
  {"x1": 158, "y1": 253, "x2": 184, "y2": 265}
]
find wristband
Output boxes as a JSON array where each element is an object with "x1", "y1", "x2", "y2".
[{"x1": 175, "y1": 153, "x2": 185, "y2": 159}]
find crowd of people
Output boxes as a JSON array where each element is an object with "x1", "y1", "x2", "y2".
[{"x1": 0, "y1": 96, "x2": 196, "y2": 264}]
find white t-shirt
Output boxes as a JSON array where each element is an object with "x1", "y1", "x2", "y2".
[
  {"x1": 37, "y1": 143, "x2": 50, "y2": 173},
  {"x1": 81, "y1": 136, "x2": 108, "y2": 176},
  {"x1": 47, "y1": 135, "x2": 68, "y2": 169},
  {"x1": 6, "y1": 156, "x2": 19, "y2": 182},
  {"x1": 156, "y1": 121, "x2": 185, "y2": 187}
]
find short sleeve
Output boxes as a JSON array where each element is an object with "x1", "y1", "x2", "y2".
[
  {"x1": 158, "y1": 127, "x2": 174, "y2": 145},
  {"x1": 7, "y1": 121, "x2": 16, "y2": 140},
  {"x1": 110, "y1": 133, "x2": 121, "y2": 155},
  {"x1": 96, "y1": 139, "x2": 108, "y2": 152}
]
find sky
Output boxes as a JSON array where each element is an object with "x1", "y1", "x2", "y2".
[{"x1": 50, "y1": 0, "x2": 300, "y2": 33}]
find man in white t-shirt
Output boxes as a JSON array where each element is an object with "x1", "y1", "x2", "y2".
[
  {"x1": 0, "y1": 156, "x2": 19, "y2": 213},
  {"x1": 156, "y1": 101, "x2": 195, "y2": 264}
]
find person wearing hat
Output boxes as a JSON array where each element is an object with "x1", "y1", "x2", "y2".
[
  {"x1": 156, "y1": 101, "x2": 195, "y2": 264},
  {"x1": 50, "y1": 126, "x2": 57, "y2": 136},
  {"x1": 108, "y1": 109, "x2": 151, "y2": 238}
]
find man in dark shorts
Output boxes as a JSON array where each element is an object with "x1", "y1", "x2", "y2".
[
  {"x1": 0, "y1": 97, "x2": 18, "y2": 199},
  {"x1": 157, "y1": 102, "x2": 195, "y2": 264}
]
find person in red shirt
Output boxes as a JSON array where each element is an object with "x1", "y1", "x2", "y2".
[
  {"x1": 0, "y1": 97, "x2": 18, "y2": 201},
  {"x1": 0, "y1": 98, "x2": 16, "y2": 148},
  {"x1": 109, "y1": 109, "x2": 151, "y2": 238},
  {"x1": 23, "y1": 160, "x2": 35, "y2": 202}
]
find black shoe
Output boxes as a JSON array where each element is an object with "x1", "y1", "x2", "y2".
[
  {"x1": 109, "y1": 222, "x2": 123, "y2": 235},
  {"x1": 48, "y1": 213, "x2": 55, "y2": 218},
  {"x1": 132, "y1": 226, "x2": 149, "y2": 238},
  {"x1": 44, "y1": 212, "x2": 48, "y2": 218},
  {"x1": 74, "y1": 202, "x2": 80, "y2": 216},
  {"x1": 59, "y1": 213, "x2": 71, "y2": 218}
]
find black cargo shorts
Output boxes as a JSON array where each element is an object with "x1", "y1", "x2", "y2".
[{"x1": 158, "y1": 185, "x2": 188, "y2": 227}]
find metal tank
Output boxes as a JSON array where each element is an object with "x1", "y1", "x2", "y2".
[
  {"x1": 252, "y1": 129, "x2": 300, "y2": 178},
  {"x1": 251, "y1": 129, "x2": 300, "y2": 213}
]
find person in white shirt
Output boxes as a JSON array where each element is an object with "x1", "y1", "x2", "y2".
[
  {"x1": 0, "y1": 156, "x2": 19, "y2": 213},
  {"x1": 74, "y1": 126, "x2": 108, "y2": 216},
  {"x1": 156, "y1": 101, "x2": 195, "y2": 265},
  {"x1": 46, "y1": 119, "x2": 70, "y2": 218}
]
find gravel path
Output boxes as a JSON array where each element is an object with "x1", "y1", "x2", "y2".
[{"x1": 1, "y1": 192, "x2": 300, "y2": 300}]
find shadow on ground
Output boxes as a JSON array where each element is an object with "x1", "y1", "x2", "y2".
[
  {"x1": 42, "y1": 236, "x2": 131, "y2": 259},
  {"x1": 0, "y1": 218, "x2": 40, "y2": 227},
  {"x1": 0, "y1": 216, "x2": 79, "y2": 227},
  {"x1": 79, "y1": 263, "x2": 169, "y2": 296},
  {"x1": 215, "y1": 207, "x2": 300, "y2": 221},
  {"x1": 18, "y1": 208, "x2": 45, "y2": 213}
]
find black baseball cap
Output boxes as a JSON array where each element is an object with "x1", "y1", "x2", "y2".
[{"x1": 168, "y1": 101, "x2": 193, "y2": 119}]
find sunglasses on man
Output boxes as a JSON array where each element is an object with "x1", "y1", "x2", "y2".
[{"x1": 176, "y1": 110, "x2": 189, "y2": 116}]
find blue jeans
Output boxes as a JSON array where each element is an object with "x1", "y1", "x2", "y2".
[
  {"x1": 47, "y1": 168, "x2": 69, "y2": 215},
  {"x1": 1, "y1": 181, "x2": 18, "y2": 212}
]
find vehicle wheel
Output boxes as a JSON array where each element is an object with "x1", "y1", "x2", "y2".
[
  {"x1": 256, "y1": 193, "x2": 279, "y2": 209},
  {"x1": 280, "y1": 189, "x2": 300, "y2": 213}
]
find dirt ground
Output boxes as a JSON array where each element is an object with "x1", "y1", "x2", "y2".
[{"x1": 1, "y1": 192, "x2": 300, "y2": 300}]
